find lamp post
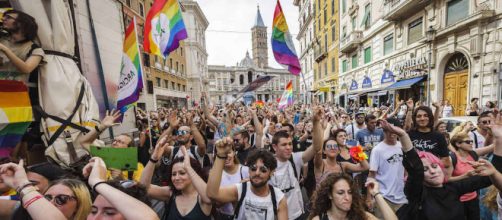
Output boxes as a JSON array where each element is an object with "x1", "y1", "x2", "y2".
[
  {"x1": 190, "y1": 87, "x2": 193, "y2": 108},
  {"x1": 425, "y1": 26, "x2": 436, "y2": 106}
]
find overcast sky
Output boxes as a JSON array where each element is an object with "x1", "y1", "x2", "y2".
[{"x1": 195, "y1": 0, "x2": 300, "y2": 68}]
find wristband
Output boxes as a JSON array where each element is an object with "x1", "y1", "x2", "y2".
[
  {"x1": 372, "y1": 192, "x2": 382, "y2": 199},
  {"x1": 17, "y1": 182, "x2": 34, "y2": 193},
  {"x1": 92, "y1": 181, "x2": 107, "y2": 192},
  {"x1": 149, "y1": 158, "x2": 159, "y2": 163},
  {"x1": 20, "y1": 186, "x2": 38, "y2": 199},
  {"x1": 23, "y1": 195, "x2": 43, "y2": 209},
  {"x1": 95, "y1": 126, "x2": 103, "y2": 134},
  {"x1": 216, "y1": 154, "x2": 228, "y2": 160}
]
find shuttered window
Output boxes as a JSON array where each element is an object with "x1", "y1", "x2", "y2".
[
  {"x1": 364, "y1": 47, "x2": 372, "y2": 64},
  {"x1": 447, "y1": 0, "x2": 469, "y2": 26},
  {"x1": 383, "y1": 34, "x2": 393, "y2": 55},
  {"x1": 408, "y1": 17, "x2": 423, "y2": 45}
]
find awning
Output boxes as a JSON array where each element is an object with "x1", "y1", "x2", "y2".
[{"x1": 385, "y1": 76, "x2": 425, "y2": 90}]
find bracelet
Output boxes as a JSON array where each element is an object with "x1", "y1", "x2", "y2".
[
  {"x1": 23, "y1": 195, "x2": 43, "y2": 209},
  {"x1": 20, "y1": 186, "x2": 38, "y2": 199},
  {"x1": 92, "y1": 181, "x2": 107, "y2": 192},
  {"x1": 149, "y1": 158, "x2": 159, "y2": 163},
  {"x1": 372, "y1": 192, "x2": 382, "y2": 199},
  {"x1": 216, "y1": 154, "x2": 228, "y2": 160},
  {"x1": 16, "y1": 182, "x2": 34, "y2": 193}
]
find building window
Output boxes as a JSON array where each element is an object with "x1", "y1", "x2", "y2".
[
  {"x1": 342, "y1": 0, "x2": 346, "y2": 13},
  {"x1": 408, "y1": 17, "x2": 423, "y2": 45},
  {"x1": 175, "y1": 61, "x2": 179, "y2": 72},
  {"x1": 164, "y1": 80, "x2": 169, "y2": 88},
  {"x1": 240, "y1": 75, "x2": 244, "y2": 85},
  {"x1": 331, "y1": 25, "x2": 336, "y2": 42},
  {"x1": 364, "y1": 47, "x2": 372, "y2": 64},
  {"x1": 172, "y1": 82, "x2": 175, "y2": 89},
  {"x1": 331, "y1": 0, "x2": 335, "y2": 15},
  {"x1": 183, "y1": 85, "x2": 186, "y2": 91},
  {"x1": 314, "y1": 69, "x2": 317, "y2": 80},
  {"x1": 331, "y1": 57, "x2": 335, "y2": 72},
  {"x1": 180, "y1": 47, "x2": 183, "y2": 56},
  {"x1": 351, "y1": 54, "x2": 358, "y2": 69},
  {"x1": 323, "y1": 8, "x2": 327, "y2": 25},
  {"x1": 139, "y1": 2, "x2": 144, "y2": 17},
  {"x1": 447, "y1": 0, "x2": 469, "y2": 26},
  {"x1": 143, "y1": 53, "x2": 150, "y2": 67},
  {"x1": 324, "y1": 34, "x2": 328, "y2": 51},
  {"x1": 181, "y1": 64, "x2": 184, "y2": 74},
  {"x1": 248, "y1": 71, "x2": 253, "y2": 83},
  {"x1": 177, "y1": 84, "x2": 180, "y2": 91},
  {"x1": 383, "y1": 34, "x2": 393, "y2": 55},
  {"x1": 324, "y1": 62, "x2": 328, "y2": 76},
  {"x1": 169, "y1": 58, "x2": 173, "y2": 69},
  {"x1": 351, "y1": 16, "x2": 356, "y2": 30},
  {"x1": 342, "y1": 26, "x2": 346, "y2": 38},
  {"x1": 361, "y1": 4, "x2": 371, "y2": 29},
  {"x1": 156, "y1": 77, "x2": 161, "y2": 87},
  {"x1": 126, "y1": 0, "x2": 131, "y2": 7},
  {"x1": 342, "y1": 60, "x2": 348, "y2": 72}
]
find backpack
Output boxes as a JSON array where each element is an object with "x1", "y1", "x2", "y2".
[
  {"x1": 171, "y1": 145, "x2": 212, "y2": 169},
  {"x1": 233, "y1": 182, "x2": 278, "y2": 219},
  {"x1": 450, "y1": 150, "x2": 479, "y2": 169}
]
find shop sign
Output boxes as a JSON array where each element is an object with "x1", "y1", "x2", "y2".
[
  {"x1": 362, "y1": 76, "x2": 372, "y2": 89},
  {"x1": 319, "y1": 87, "x2": 330, "y2": 92},
  {"x1": 349, "y1": 80, "x2": 358, "y2": 90},
  {"x1": 392, "y1": 56, "x2": 429, "y2": 80},
  {"x1": 381, "y1": 69, "x2": 395, "y2": 84}
]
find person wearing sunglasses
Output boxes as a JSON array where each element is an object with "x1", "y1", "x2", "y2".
[
  {"x1": 0, "y1": 160, "x2": 68, "y2": 220},
  {"x1": 83, "y1": 157, "x2": 159, "y2": 220},
  {"x1": 106, "y1": 134, "x2": 144, "y2": 182},
  {"x1": 470, "y1": 111, "x2": 495, "y2": 150},
  {"x1": 43, "y1": 179, "x2": 92, "y2": 220},
  {"x1": 207, "y1": 138, "x2": 288, "y2": 220},
  {"x1": 140, "y1": 137, "x2": 212, "y2": 220},
  {"x1": 448, "y1": 132, "x2": 495, "y2": 220}
]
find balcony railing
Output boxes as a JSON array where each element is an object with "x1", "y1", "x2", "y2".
[
  {"x1": 314, "y1": 45, "x2": 327, "y2": 63},
  {"x1": 383, "y1": 0, "x2": 430, "y2": 21},
  {"x1": 340, "y1": 31, "x2": 362, "y2": 54}
]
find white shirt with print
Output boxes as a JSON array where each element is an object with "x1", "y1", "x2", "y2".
[
  {"x1": 235, "y1": 182, "x2": 285, "y2": 220},
  {"x1": 269, "y1": 152, "x2": 304, "y2": 219},
  {"x1": 218, "y1": 165, "x2": 249, "y2": 215}
]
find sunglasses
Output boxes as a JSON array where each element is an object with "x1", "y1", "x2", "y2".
[
  {"x1": 458, "y1": 140, "x2": 474, "y2": 144},
  {"x1": 249, "y1": 164, "x2": 269, "y2": 173},
  {"x1": 2, "y1": 14, "x2": 15, "y2": 21},
  {"x1": 480, "y1": 120, "x2": 491, "y2": 125},
  {"x1": 176, "y1": 130, "x2": 190, "y2": 136},
  {"x1": 325, "y1": 144, "x2": 339, "y2": 150},
  {"x1": 44, "y1": 194, "x2": 76, "y2": 206},
  {"x1": 233, "y1": 139, "x2": 240, "y2": 144}
]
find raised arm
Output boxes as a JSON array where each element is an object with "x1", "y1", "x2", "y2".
[
  {"x1": 79, "y1": 110, "x2": 121, "y2": 150},
  {"x1": 403, "y1": 99, "x2": 414, "y2": 131},
  {"x1": 0, "y1": 43, "x2": 43, "y2": 74},
  {"x1": 206, "y1": 137, "x2": 239, "y2": 203},
  {"x1": 187, "y1": 112, "x2": 207, "y2": 156},
  {"x1": 365, "y1": 178, "x2": 398, "y2": 220},
  {"x1": 432, "y1": 101, "x2": 442, "y2": 128},
  {"x1": 179, "y1": 147, "x2": 212, "y2": 205},
  {"x1": 84, "y1": 158, "x2": 159, "y2": 220},
  {"x1": 303, "y1": 106, "x2": 323, "y2": 163},
  {"x1": 139, "y1": 137, "x2": 172, "y2": 201},
  {"x1": 249, "y1": 107, "x2": 264, "y2": 148},
  {"x1": 342, "y1": 159, "x2": 369, "y2": 173},
  {"x1": 201, "y1": 92, "x2": 220, "y2": 126}
]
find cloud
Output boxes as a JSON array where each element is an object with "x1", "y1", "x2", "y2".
[{"x1": 195, "y1": 0, "x2": 300, "y2": 68}]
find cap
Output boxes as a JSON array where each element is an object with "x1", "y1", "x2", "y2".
[{"x1": 355, "y1": 111, "x2": 366, "y2": 116}]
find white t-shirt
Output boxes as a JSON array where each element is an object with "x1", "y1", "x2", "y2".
[
  {"x1": 235, "y1": 182, "x2": 285, "y2": 220},
  {"x1": 269, "y1": 152, "x2": 304, "y2": 219},
  {"x1": 469, "y1": 130, "x2": 486, "y2": 149},
  {"x1": 219, "y1": 165, "x2": 249, "y2": 215},
  {"x1": 442, "y1": 105, "x2": 454, "y2": 118},
  {"x1": 345, "y1": 123, "x2": 363, "y2": 140},
  {"x1": 369, "y1": 141, "x2": 408, "y2": 204}
]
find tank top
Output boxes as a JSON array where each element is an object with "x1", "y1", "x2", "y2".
[
  {"x1": 452, "y1": 152, "x2": 477, "y2": 202},
  {"x1": 315, "y1": 162, "x2": 343, "y2": 188},
  {"x1": 164, "y1": 194, "x2": 211, "y2": 220}
]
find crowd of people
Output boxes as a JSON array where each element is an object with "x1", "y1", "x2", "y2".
[{"x1": 3, "y1": 7, "x2": 502, "y2": 220}]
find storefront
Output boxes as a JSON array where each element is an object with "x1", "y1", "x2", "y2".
[{"x1": 385, "y1": 57, "x2": 429, "y2": 104}]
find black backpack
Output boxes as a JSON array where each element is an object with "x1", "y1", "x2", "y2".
[{"x1": 233, "y1": 182, "x2": 278, "y2": 219}]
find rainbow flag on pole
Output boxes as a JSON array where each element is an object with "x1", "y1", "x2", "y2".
[
  {"x1": 0, "y1": 80, "x2": 32, "y2": 157},
  {"x1": 143, "y1": 0, "x2": 188, "y2": 58},
  {"x1": 272, "y1": 0, "x2": 301, "y2": 75},
  {"x1": 278, "y1": 80, "x2": 294, "y2": 110},
  {"x1": 117, "y1": 17, "x2": 143, "y2": 121}
]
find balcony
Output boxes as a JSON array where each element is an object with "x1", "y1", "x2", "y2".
[
  {"x1": 314, "y1": 45, "x2": 327, "y2": 63},
  {"x1": 383, "y1": 0, "x2": 431, "y2": 21},
  {"x1": 340, "y1": 31, "x2": 362, "y2": 54}
]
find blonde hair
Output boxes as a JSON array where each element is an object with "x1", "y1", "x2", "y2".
[
  {"x1": 48, "y1": 179, "x2": 92, "y2": 220},
  {"x1": 450, "y1": 121, "x2": 471, "y2": 138},
  {"x1": 482, "y1": 186, "x2": 499, "y2": 212}
]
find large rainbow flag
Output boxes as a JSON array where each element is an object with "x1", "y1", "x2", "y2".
[
  {"x1": 278, "y1": 80, "x2": 294, "y2": 110},
  {"x1": 0, "y1": 80, "x2": 32, "y2": 157},
  {"x1": 117, "y1": 17, "x2": 143, "y2": 121},
  {"x1": 143, "y1": 0, "x2": 188, "y2": 58},
  {"x1": 272, "y1": 0, "x2": 301, "y2": 75}
]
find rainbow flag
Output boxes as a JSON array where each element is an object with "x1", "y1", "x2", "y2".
[
  {"x1": 143, "y1": 0, "x2": 188, "y2": 58},
  {"x1": 278, "y1": 80, "x2": 294, "y2": 110},
  {"x1": 117, "y1": 17, "x2": 143, "y2": 122},
  {"x1": 0, "y1": 80, "x2": 33, "y2": 157},
  {"x1": 272, "y1": 0, "x2": 301, "y2": 75},
  {"x1": 255, "y1": 100, "x2": 265, "y2": 109}
]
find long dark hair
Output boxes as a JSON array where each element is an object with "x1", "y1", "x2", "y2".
[
  {"x1": 412, "y1": 106, "x2": 434, "y2": 130},
  {"x1": 4, "y1": 10, "x2": 38, "y2": 42},
  {"x1": 309, "y1": 173, "x2": 367, "y2": 220},
  {"x1": 166, "y1": 156, "x2": 208, "y2": 195}
]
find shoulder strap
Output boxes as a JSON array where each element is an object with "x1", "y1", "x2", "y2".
[
  {"x1": 469, "y1": 150, "x2": 479, "y2": 161},
  {"x1": 233, "y1": 182, "x2": 247, "y2": 219},
  {"x1": 351, "y1": 123, "x2": 355, "y2": 139},
  {"x1": 240, "y1": 165, "x2": 244, "y2": 180},
  {"x1": 27, "y1": 43, "x2": 41, "y2": 57},
  {"x1": 269, "y1": 184, "x2": 278, "y2": 218},
  {"x1": 171, "y1": 147, "x2": 180, "y2": 160},
  {"x1": 471, "y1": 131, "x2": 479, "y2": 149},
  {"x1": 288, "y1": 156, "x2": 298, "y2": 180},
  {"x1": 190, "y1": 146, "x2": 200, "y2": 161},
  {"x1": 450, "y1": 151, "x2": 457, "y2": 169}
]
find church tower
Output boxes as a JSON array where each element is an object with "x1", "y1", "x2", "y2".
[{"x1": 251, "y1": 5, "x2": 268, "y2": 68}]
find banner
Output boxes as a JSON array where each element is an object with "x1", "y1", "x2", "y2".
[{"x1": 239, "y1": 75, "x2": 275, "y2": 93}]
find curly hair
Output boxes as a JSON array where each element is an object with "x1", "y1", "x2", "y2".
[
  {"x1": 4, "y1": 10, "x2": 38, "y2": 42},
  {"x1": 412, "y1": 106, "x2": 435, "y2": 130},
  {"x1": 309, "y1": 173, "x2": 367, "y2": 220},
  {"x1": 166, "y1": 156, "x2": 208, "y2": 195},
  {"x1": 246, "y1": 149, "x2": 277, "y2": 171}
]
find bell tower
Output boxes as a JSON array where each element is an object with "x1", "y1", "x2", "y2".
[{"x1": 251, "y1": 5, "x2": 268, "y2": 68}]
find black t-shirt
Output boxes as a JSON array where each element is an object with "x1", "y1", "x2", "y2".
[
  {"x1": 236, "y1": 145, "x2": 257, "y2": 166},
  {"x1": 408, "y1": 130, "x2": 449, "y2": 158},
  {"x1": 299, "y1": 136, "x2": 312, "y2": 152}
]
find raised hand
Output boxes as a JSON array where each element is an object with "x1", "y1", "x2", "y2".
[
  {"x1": 180, "y1": 146, "x2": 192, "y2": 169},
  {"x1": 380, "y1": 119, "x2": 406, "y2": 136},
  {"x1": 406, "y1": 98, "x2": 414, "y2": 109},
  {"x1": 151, "y1": 136, "x2": 169, "y2": 160},
  {"x1": 0, "y1": 159, "x2": 29, "y2": 190},
  {"x1": 432, "y1": 101, "x2": 441, "y2": 108},
  {"x1": 102, "y1": 109, "x2": 122, "y2": 128},
  {"x1": 313, "y1": 106, "x2": 324, "y2": 122},
  {"x1": 365, "y1": 177, "x2": 380, "y2": 196},
  {"x1": 82, "y1": 157, "x2": 108, "y2": 187},
  {"x1": 214, "y1": 137, "x2": 234, "y2": 157},
  {"x1": 168, "y1": 110, "x2": 180, "y2": 128},
  {"x1": 488, "y1": 112, "x2": 502, "y2": 138},
  {"x1": 468, "y1": 159, "x2": 497, "y2": 177}
]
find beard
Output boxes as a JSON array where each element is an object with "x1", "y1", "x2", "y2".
[{"x1": 250, "y1": 177, "x2": 268, "y2": 188}]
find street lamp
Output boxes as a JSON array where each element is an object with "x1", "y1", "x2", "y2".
[
  {"x1": 425, "y1": 26, "x2": 436, "y2": 106},
  {"x1": 190, "y1": 87, "x2": 193, "y2": 108}
]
